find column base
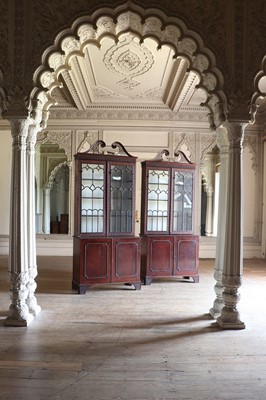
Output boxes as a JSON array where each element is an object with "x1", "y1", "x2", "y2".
[
  {"x1": 216, "y1": 316, "x2": 245, "y2": 330},
  {"x1": 3, "y1": 314, "x2": 34, "y2": 327},
  {"x1": 30, "y1": 305, "x2": 41, "y2": 317},
  {"x1": 209, "y1": 308, "x2": 221, "y2": 319},
  {"x1": 209, "y1": 299, "x2": 224, "y2": 319}
]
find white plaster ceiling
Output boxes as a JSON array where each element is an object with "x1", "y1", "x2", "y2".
[{"x1": 52, "y1": 33, "x2": 207, "y2": 115}]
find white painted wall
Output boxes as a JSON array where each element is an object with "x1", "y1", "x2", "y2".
[{"x1": 243, "y1": 146, "x2": 256, "y2": 238}]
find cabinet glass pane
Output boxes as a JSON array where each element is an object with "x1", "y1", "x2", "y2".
[
  {"x1": 109, "y1": 165, "x2": 133, "y2": 233},
  {"x1": 81, "y1": 163, "x2": 104, "y2": 233},
  {"x1": 147, "y1": 170, "x2": 169, "y2": 231},
  {"x1": 173, "y1": 171, "x2": 193, "y2": 232}
]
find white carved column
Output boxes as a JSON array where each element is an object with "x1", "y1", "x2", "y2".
[
  {"x1": 210, "y1": 128, "x2": 229, "y2": 318},
  {"x1": 4, "y1": 118, "x2": 33, "y2": 327},
  {"x1": 205, "y1": 188, "x2": 214, "y2": 236},
  {"x1": 26, "y1": 125, "x2": 41, "y2": 317},
  {"x1": 43, "y1": 186, "x2": 51, "y2": 234},
  {"x1": 217, "y1": 122, "x2": 246, "y2": 329}
]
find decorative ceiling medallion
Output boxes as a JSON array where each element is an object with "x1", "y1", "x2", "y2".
[
  {"x1": 117, "y1": 49, "x2": 141, "y2": 73},
  {"x1": 103, "y1": 35, "x2": 154, "y2": 90}
]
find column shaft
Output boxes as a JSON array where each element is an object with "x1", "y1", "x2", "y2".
[
  {"x1": 4, "y1": 118, "x2": 33, "y2": 327},
  {"x1": 217, "y1": 122, "x2": 246, "y2": 329},
  {"x1": 210, "y1": 129, "x2": 229, "y2": 318},
  {"x1": 43, "y1": 187, "x2": 51, "y2": 234},
  {"x1": 26, "y1": 125, "x2": 41, "y2": 316},
  {"x1": 205, "y1": 189, "x2": 214, "y2": 236}
]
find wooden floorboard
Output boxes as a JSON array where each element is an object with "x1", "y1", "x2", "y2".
[{"x1": 0, "y1": 256, "x2": 266, "y2": 399}]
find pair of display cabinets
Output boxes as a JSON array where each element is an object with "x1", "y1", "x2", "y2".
[{"x1": 72, "y1": 141, "x2": 199, "y2": 294}]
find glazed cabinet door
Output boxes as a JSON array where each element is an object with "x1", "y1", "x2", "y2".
[
  {"x1": 108, "y1": 162, "x2": 135, "y2": 236},
  {"x1": 171, "y1": 168, "x2": 194, "y2": 234},
  {"x1": 142, "y1": 166, "x2": 170, "y2": 234},
  {"x1": 79, "y1": 161, "x2": 106, "y2": 235}
]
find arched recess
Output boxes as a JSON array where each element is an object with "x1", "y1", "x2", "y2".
[
  {"x1": 48, "y1": 162, "x2": 69, "y2": 234},
  {"x1": 29, "y1": 2, "x2": 227, "y2": 125}
]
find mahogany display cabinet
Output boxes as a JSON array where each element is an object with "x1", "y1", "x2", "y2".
[
  {"x1": 72, "y1": 140, "x2": 141, "y2": 294},
  {"x1": 140, "y1": 149, "x2": 199, "y2": 285}
]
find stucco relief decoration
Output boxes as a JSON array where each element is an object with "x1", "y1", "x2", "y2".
[
  {"x1": 173, "y1": 132, "x2": 195, "y2": 162},
  {"x1": 92, "y1": 86, "x2": 124, "y2": 99},
  {"x1": 143, "y1": 17, "x2": 162, "y2": 38},
  {"x1": 178, "y1": 38, "x2": 197, "y2": 58},
  {"x1": 61, "y1": 36, "x2": 80, "y2": 55},
  {"x1": 77, "y1": 130, "x2": 99, "y2": 152},
  {"x1": 77, "y1": 24, "x2": 96, "y2": 43},
  {"x1": 202, "y1": 72, "x2": 217, "y2": 92},
  {"x1": 116, "y1": 12, "x2": 143, "y2": 35},
  {"x1": 137, "y1": 87, "x2": 163, "y2": 99},
  {"x1": 162, "y1": 25, "x2": 181, "y2": 47},
  {"x1": 200, "y1": 133, "x2": 218, "y2": 165},
  {"x1": 49, "y1": 108, "x2": 209, "y2": 122},
  {"x1": 36, "y1": 130, "x2": 72, "y2": 162},
  {"x1": 96, "y1": 16, "x2": 116, "y2": 36},
  {"x1": 103, "y1": 35, "x2": 154, "y2": 91},
  {"x1": 40, "y1": 71, "x2": 54, "y2": 89},
  {"x1": 243, "y1": 134, "x2": 258, "y2": 174},
  {"x1": 48, "y1": 53, "x2": 66, "y2": 71},
  {"x1": 193, "y1": 54, "x2": 209, "y2": 73}
]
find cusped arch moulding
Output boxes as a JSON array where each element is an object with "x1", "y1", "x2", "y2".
[{"x1": 30, "y1": 3, "x2": 227, "y2": 123}]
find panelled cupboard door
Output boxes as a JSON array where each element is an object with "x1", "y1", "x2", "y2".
[
  {"x1": 82, "y1": 238, "x2": 112, "y2": 282},
  {"x1": 112, "y1": 238, "x2": 141, "y2": 282},
  {"x1": 146, "y1": 236, "x2": 173, "y2": 276},
  {"x1": 174, "y1": 236, "x2": 199, "y2": 275}
]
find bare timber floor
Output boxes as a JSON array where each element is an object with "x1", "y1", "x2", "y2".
[{"x1": 0, "y1": 256, "x2": 266, "y2": 400}]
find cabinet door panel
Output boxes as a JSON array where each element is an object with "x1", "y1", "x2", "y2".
[
  {"x1": 112, "y1": 239, "x2": 140, "y2": 282},
  {"x1": 147, "y1": 237, "x2": 173, "y2": 275},
  {"x1": 83, "y1": 240, "x2": 111, "y2": 282},
  {"x1": 174, "y1": 237, "x2": 198, "y2": 274}
]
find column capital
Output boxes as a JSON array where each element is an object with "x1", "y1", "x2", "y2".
[
  {"x1": 27, "y1": 123, "x2": 43, "y2": 147},
  {"x1": 221, "y1": 121, "x2": 247, "y2": 152}
]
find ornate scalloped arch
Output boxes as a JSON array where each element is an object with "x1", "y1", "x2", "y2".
[
  {"x1": 252, "y1": 54, "x2": 266, "y2": 116},
  {"x1": 48, "y1": 161, "x2": 68, "y2": 189},
  {"x1": 30, "y1": 2, "x2": 227, "y2": 124}
]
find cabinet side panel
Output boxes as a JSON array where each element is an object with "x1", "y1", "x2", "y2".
[
  {"x1": 148, "y1": 238, "x2": 173, "y2": 275},
  {"x1": 175, "y1": 237, "x2": 199, "y2": 273},
  {"x1": 73, "y1": 237, "x2": 81, "y2": 284},
  {"x1": 84, "y1": 241, "x2": 110, "y2": 281},
  {"x1": 113, "y1": 239, "x2": 140, "y2": 282}
]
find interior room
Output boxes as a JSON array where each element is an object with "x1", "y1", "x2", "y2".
[{"x1": 0, "y1": 0, "x2": 266, "y2": 398}]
